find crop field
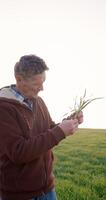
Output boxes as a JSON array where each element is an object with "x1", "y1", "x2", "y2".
[{"x1": 53, "y1": 128, "x2": 106, "y2": 200}]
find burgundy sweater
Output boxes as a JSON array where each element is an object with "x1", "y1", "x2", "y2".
[{"x1": 0, "y1": 88, "x2": 65, "y2": 200}]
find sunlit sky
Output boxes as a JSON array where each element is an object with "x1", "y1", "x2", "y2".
[{"x1": 0, "y1": 0, "x2": 106, "y2": 129}]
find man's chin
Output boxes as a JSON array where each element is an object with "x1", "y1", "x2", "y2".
[
  {"x1": 28, "y1": 93, "x2": 38, "y2": 100},
  {"x1": 34, "y1": 93, "x2": 38, "y2": 98}
]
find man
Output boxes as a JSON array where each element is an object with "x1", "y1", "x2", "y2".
[{"x1": 0, "y1": 55, "x2": 83, "y2": 200}]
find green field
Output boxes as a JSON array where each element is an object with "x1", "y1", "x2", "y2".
[{"x1": 53, "y1": 128, "x2": 106, "y2": 200}]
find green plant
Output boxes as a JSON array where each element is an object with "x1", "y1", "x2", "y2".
[{"x1": 64, "y1": 89, "x2": 103, "y2": 119}]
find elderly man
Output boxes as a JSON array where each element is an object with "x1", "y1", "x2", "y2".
[{"x1": 0, "y1": 54, "x2": 83, "y2": 200}]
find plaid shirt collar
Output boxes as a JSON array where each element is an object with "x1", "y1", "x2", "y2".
[{"x1": 10, "y1": 85, "x2": 33, "y2": 110}]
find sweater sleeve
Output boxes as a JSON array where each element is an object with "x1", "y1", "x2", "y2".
[{"x1": 0, "y1": 103, "x2": 65, "y2": 164}]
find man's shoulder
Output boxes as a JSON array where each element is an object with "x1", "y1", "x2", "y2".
[
  {"x1": 0, "y1": 98, "x2": 17, "y2": 110},
  {"x1": 36, "y1": 96, "x2": 46, "y2": 106}
]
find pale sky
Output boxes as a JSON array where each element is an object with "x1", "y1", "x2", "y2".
[{"x1": 0, "y1": 0, "x2": 106, "y2": 129}]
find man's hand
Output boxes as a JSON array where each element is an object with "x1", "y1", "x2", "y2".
[
  {"x1": 58, "y1": 118, "x2": 79, "y2": 137},
  {"x1": 66, "y1": 111, "x2": 84, "y2": 124},
  {"x1": 72, "y1": 111, "x2": 84, "y2": 124},
  {"x1": 59, "y1": 111, "x2": 84, "y2": 137}
]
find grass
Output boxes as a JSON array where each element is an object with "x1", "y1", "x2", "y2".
[{"x1": 53, "y1": 128, "x2": 106, "y2": 200}]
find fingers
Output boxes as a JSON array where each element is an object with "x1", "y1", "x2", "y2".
[
  {"x1": 72, "y1": 111, "x2": 83, "y2": 124},
  {"x1": 58, "y1": 118, "x2": 79, "y2": 137},
  {"x1": 77, "y1": 111, "x2": 84, "y2": 124}
]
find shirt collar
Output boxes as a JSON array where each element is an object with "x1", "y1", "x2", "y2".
[{"x1": 10, "y1": 84, "x2": 33, "y2": 110}]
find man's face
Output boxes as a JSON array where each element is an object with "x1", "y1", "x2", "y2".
[{"x1": 16, "y1": 71, "x2": 46, "y2": 99}]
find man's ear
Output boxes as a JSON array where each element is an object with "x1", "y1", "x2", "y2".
[{"x1": 15, "y1": 75, "x2": 23, "y2": 83}]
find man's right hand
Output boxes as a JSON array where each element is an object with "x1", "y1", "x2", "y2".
[{"x1": 58, "y1": 118, "x2": 79, "y2": 137}]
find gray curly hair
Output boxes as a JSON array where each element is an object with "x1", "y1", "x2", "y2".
[{"x1": 14, "y1": 54, "x2": 49, "y2": 78}]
